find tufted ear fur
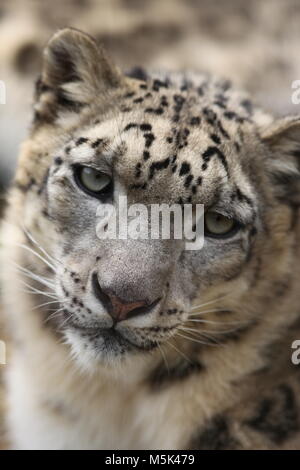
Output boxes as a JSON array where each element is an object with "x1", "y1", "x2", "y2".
[
  {"x1": 34, "y1": 28, "x2": 123, "y2": 123},
  {"x1": 261, "y1": 117, "x2": 300, "y2": 205}
]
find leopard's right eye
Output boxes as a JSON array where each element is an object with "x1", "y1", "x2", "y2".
[
  {"x1": 205, "y1": 211, "x2": 240, "y2": 238},
  {"x1": 74, "y1": 165, "x2": 113, "y2": 199}
]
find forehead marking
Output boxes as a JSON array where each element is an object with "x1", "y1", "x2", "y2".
[{"x1": 202, "y1": 146, "x2": 229, "y2": 174}]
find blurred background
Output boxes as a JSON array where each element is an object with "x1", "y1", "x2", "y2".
[
  {"x1": 1, "y1": 0, "x2": 300, "y2": 194},
  {"x1": 1, "y1": 0, "x2": 300, "y2": 448}
]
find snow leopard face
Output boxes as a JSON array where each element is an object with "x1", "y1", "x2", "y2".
[{"x1": 13, "y1": 29, "x2": 300, "y2": 369}]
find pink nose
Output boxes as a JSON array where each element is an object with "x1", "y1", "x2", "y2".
[
  {"x1": 92, "y1": 273, "x2": 160, "y2": 322},
  {"x1": 107, "y1": 294, "x2": 147, "y2": 322}
]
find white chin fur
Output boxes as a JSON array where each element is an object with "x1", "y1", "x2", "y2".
[
  {"x1": 63, "y1": 328, "x2": 138, "y2": 376},
  {"x1": 63, "y1": 328, "x2": 156, "y2": 382}
]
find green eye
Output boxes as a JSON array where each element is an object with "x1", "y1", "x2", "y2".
[
  {"x1": 205, "y1": 212, "x2": 239, "y2": 238},
  {"x1": 74, "y1": 166, "x2": 112, "y2": 198}
]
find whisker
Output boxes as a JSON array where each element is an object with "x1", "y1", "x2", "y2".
[
  {"x1": 18, "y1": 280, "x2": 57, "y2": 299},
  {"x1": 19, "y1": 288, "x2": 57, "y2": 300},
  {"x1": 44, "y1": 307, "x2": 65, "y2": 324},
  {"x1": 166, "y1": 339, "x2": 192, "y2": 364},
  {"x1": 12, "y1": 262, "x2": 55, "y2": 289},
  {"x1": 188, "y1": 308, "x2": 230, "y2": 317},
  {"x1": 2, "y1": 220, "x2": 59, "y2": 269},
  {"x1": 179, "y1": 326, "x2": 230, "y2": 347},
  {"x1": 176, "y1": 331, "x2": 220, "y2": 348},
  {"x1": 191, "y1": 293, "x2": 231, "y2": 311},
  {"x1": 183, "y1": 321, "x2": 248, "y2": 337},
  {"x1": 15, "y1": 269, "x2": 55, "y2": 290},
  {"x1": 15, "y1": 242, "x2": 56, "y2": 273},
  {"x1": 187, "y1": 318, "x2": 244, "y2": 326},
  {"x1": 157, "y1": 343, "x2": 170, "y2": 374},
  {"x1": 32, "y1": 299, "x2": 62, "y2": 310},
  {"x1": 21, "y1": 225, "x2": 62, "y2": 267}
]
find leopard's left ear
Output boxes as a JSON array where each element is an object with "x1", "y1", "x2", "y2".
[
  {"x1": 34, "y1": 28, "x2": 124, "y2": 123},
  {"x1": 261, "y1": 116, "x2": 300, "y2": 204}
]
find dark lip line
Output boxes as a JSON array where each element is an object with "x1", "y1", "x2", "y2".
[{"x1": 67, "y1": 323, "x2": 159, "y2": 352}]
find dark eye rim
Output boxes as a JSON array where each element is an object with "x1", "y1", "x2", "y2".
[
  {"x1": 73, "y1": 164, "x2": 113, "y2": 201},
  {"x1": 204, "y1": 212, "x2": 242, "y2": 239}
]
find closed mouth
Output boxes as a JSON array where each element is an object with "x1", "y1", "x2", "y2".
[{"x1": 68, "y1": 322, "x2": 158, "y2": 352}]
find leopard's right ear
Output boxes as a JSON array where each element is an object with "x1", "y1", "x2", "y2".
[
  {"x1": 260, "y1": 116, "x2": 300, "y2": 205},
  {"x1": 34, "y1": 28, "x2": 123, "y2": 124}
]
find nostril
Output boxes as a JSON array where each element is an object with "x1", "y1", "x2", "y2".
[
  {"x1": 91, "y1": 272, "x2": 161, "y2": 322},
  {"x1": 92, "y1": 272, "x2": 113, "y2": 313}
]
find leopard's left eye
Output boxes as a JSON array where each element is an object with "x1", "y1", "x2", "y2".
[
  {"x1": 205, "y1": 211, "x2": 240, "y2": 238},
  {"x1": 74, "y1": 165, "x2": 113, "y2": 199}
]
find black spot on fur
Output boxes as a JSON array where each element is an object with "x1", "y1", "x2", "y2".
[
  {"x1": 161, "y1": 96, "x2": 169, "y2": 107},
  {"x1": 133, "y1": 97, "x2": 144, "y2": 104},
  {"x1": 145, "y1": 107, "x2": 164, "y2": 115},
  {"x1": 91, "y1": 138, "x2": 103, "y2": 148},
  {"x1": 149, "y1": 157, "x2": 170, "y2": 179},
  {"x1": 217, "y1": 120, "x2": 230, "y2": 139},
  {"x1": 244, "y1": 384, "x2": 299, "y2": 444},
  {"x1": 184, "y1": 174, "x2": 194, "y2": 188},
  {"x1": 143, "y1": 150, "x2": 150, "y2": 161},
  {"x1": 179, "y1": 162, "x2": 190, "y2": 176},
  {"x1": 189, "y1": 415, "x2": 241, "y2": 450},
  {"x1": 144, "y1": 133, "x2": 155, "y2": 148},
  {"x1": 214, "y1": 100, "x2": 226, "y2": 109},
  {"x1": 148, "y1": 359, "x2": 204, "y2": 391},
  {"x1": 76, "y1": 137, "x2": 88, "y2": 146},
  {"x1": 135, "y1": 163, "x2": 142, "y2": 178},
  {"x1": 203, "y1": 107, "x2": 217, "y2": 125},
  {"x1": 123, "y1": 91, "x2": 135, "y2": 99},
  {"x1": 224, "y1": 111, "x2": 237, "y2": 120},
  {"x1": 190, "y1": 116, "x2": 201, "y2": 126},
  {"x1": 152, "y1": 79, "x2": 169, "y2": 92},
  {"x1": 126, "y1": 66, "x2": 148, "y2": 81},
  {"x1": 202, "y1": 146, "x2": 228, "y2": 173},
  {"x1": 124, "y1": 123, "x2": 137, "y2": 132},
  {"x1": 54, "y1": 157, "x2": 63, "y2": 165},
  {"x1": 210, "y1": 134, "x2": 221, "y2": 145},
  {"x1": 140, "y1": 123, "x2": 152, "y2": 132},
  {"x1": 173, "y1": 94, "x2": 185, "y2": 106}
]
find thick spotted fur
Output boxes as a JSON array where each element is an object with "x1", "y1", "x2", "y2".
[{"x1": 2, "y1": 28, "x2": 300, "y2": 449}]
